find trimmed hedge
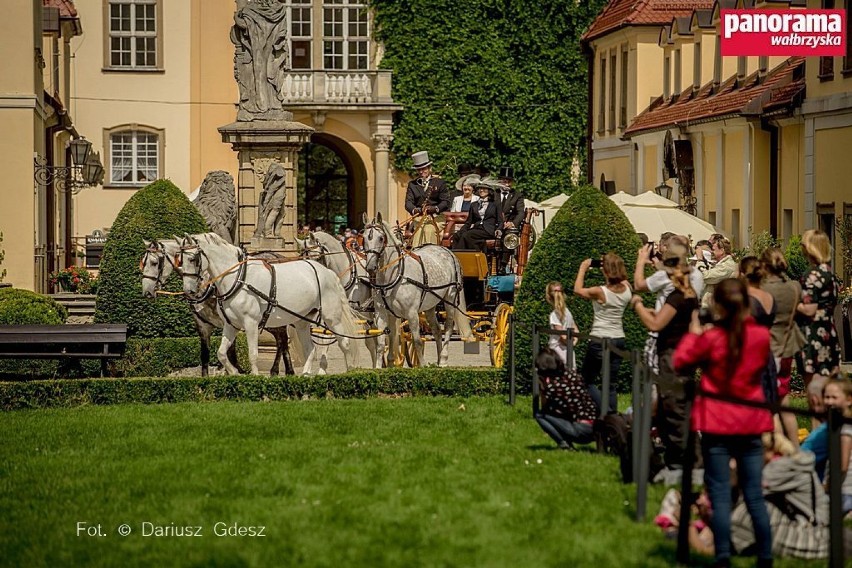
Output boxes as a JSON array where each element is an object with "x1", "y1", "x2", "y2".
[
  {"x1": 0, "y1": 368, "x2": 504, "y2": 410},
  {"x1": 784, "y1": 234, "x2": 809, "y2": 283},
  {"x1": 508, "y1": 185, "x2": 645, "y2": 393},
  {"x1": 94, "y1": 179, "x2": 208, "y2": 338},
  {"x1": 0, "y1": 288, "x2": 68, "y2": 377},
  {"x1": 0, "y1": 287, "x2": 67, "y2": 324}
]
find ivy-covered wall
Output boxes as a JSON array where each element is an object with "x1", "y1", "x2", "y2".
[{"x1": 371, "y1": 0, "x2": 607, "y2": 202}]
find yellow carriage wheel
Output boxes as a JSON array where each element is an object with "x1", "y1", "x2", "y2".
[{"x1": 489, "y1": 303, "x2": 513, "y2": 367}]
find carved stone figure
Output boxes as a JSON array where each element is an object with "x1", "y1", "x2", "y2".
[
  {"x1": 193, "y1": 171, "x2": 238, "y2": 243},
  {"x1": 254, "y1": 162, "x2": 288, "y2": 238},
  {"x1": 230, "y1": 0, "x2": 290, "y2": 121}
]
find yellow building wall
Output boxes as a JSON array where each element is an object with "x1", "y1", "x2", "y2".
[
  {"x1": 814, "y1": 125, "x2": 852, "y2": 269},
  {"x1": 596, "y1": 156, "x2": 630, "y2": 192},
  {"x1": 702, "y1": 132, "x2": 718, "y2": 220},
  {"x1": 0, "y1": 0, "x2": 41, "y2": 289},
  {"x1": 191, "y1": 0, "x2": 240, "y2": 188},
  {"x1": 778, "y1": 123, "x2": 804, "y2": 241},
  {"x1": 71, "y1": 0, "x2": 192, "y2": 238},
  {"x1": 751, "y1": 127, "x2": 771, "y2": 236},
  {"x1": 723, "y1": 130, "x2": 744, "y2": 245},
  {"x1": 643, "y1": 144, "x2": 658, "y2": 191},
  {"x1": 635, "y1": 40, "x2": 663, "y2": 114}
]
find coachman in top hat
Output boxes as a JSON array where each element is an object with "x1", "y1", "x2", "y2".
[{"x1": 404, "y1": 151, "x2": 450, "y2": 246}]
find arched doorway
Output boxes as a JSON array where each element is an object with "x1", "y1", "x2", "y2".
[{"x1": 297, "y1": 134, "x2": 367, "y2": 235}]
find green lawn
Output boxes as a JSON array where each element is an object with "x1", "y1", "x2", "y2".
[{"x1": 0, "y1": 396, "x2": 823, "y2": 567}]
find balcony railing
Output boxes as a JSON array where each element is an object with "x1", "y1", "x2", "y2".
[{"x1": 280, "y1": 70, "x2": 394, "y2": 105}]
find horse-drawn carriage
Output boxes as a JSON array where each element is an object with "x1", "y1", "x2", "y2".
[
  {"x1": 387, "y1": 206, "x2": 539, "y2": 368},
  {"x1": 139, "y1": 205, "x2": 538, "y2": 374}
]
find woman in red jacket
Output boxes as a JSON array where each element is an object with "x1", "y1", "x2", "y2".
[{"x1": 674, "y1": 278, "x2": 774, "y2": 568}]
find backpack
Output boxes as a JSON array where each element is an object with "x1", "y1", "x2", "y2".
[
  {"x1": 594, "y1": 413, "x2": 665, "y2": 484},
  {"x1": 594, "y1": 413, "x2": 632, "y2": 482}
]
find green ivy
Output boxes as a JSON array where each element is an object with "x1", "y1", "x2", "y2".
[
  {"x1": 94, "y1": 179, "x2": 208, "y2": 338},
  {"x1": 370, "y1": 0, "x2": 607, "y2": 202},
  {"x1": 507, "y1": 185, "x2": 645, "y2": 393}
]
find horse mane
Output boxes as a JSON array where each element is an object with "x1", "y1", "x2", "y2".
[{"x1": 311, "y1": 230, "x2": 344, "y2": 251}]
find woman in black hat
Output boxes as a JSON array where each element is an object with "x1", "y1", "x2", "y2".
[{"x1": 452, "y1": 182, "x2": 503, "y2": 252}]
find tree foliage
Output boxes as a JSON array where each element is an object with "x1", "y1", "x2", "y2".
[
  {"x1": 94, "y1": 180, "x2": 208, "y2": 338},
  {"x1": 508, "y1": 185, "x2": 644, "y2": 393},
  {"x1": 371, "y1": 0, "x2": 607, "y2": 202},
  {"x1": 784, "y1": 235, "x2": 809, "y2": 284}
]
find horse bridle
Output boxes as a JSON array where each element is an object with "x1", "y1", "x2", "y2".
[
  {"x1": 363, "y1": 223, "x2": 391, "y2": 270},
  {"x1": 140, "y1": 242, "x2": 171, "y2": 289}
]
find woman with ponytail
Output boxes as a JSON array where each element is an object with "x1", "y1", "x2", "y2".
[
  {"x1": 545, "y1": 281, "x2": 579, "y2": 367},
  {"x1": 674, "y1": 278, "x2": 774, "y2": 568},
  {"x1": 632, "y1": 242, "x2": 699, "y2": 470}
]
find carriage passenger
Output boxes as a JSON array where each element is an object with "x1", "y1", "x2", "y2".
[
  {"x1": 451, "y1": 183, "x2": 503, "y2": 253},
  {"x1": 450, "y1": 174, "x2": 480, "y2": 212}
]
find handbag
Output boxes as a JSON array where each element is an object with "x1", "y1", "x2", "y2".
[{"x1": 780, "y1": 305, "x2": 806, "y2": 356}]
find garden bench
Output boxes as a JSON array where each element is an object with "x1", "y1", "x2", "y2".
[{"x1": 0, "y1": 324, "x2": 128, "y2": 377}]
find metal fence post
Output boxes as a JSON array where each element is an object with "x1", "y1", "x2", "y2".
[
  {"x1": 630, "y1": 350, "x2": 642, "y2": 492},
  {"x1": 676, "y1": 380, "x2": 697, "y2": 566},
  {"x1": 508, "y1": 311, "x2": 516, "y2": 406},
  {"x1": 828, "y1": 406, "x2": 844, "y2": 568},
  {"x1": 635, "y1": 362, "x2": 653, "y2": 522},
  {"x1": 531, "y1": 324, "x2": 540, "y2": 416},
  {"x1": 600, "y1": 337, "x2": 611, "y2": 419},
  {"x1": 566, "y1": 329, "x2": 575, "y2": 370}
]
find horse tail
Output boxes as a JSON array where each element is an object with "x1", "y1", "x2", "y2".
[{"x1": 449, "y1": 254, "x2": 473, "y2": 340}]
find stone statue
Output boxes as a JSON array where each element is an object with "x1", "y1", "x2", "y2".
[
  {"x1": 230, "y1": 0, "x2": 290, "y2": 121},
  {"x1": 254, "y1": 162, "x2": 287, "y2": 238},
  {"x1": 193, "y1": 171, "x2": 238, "y2": 243}
]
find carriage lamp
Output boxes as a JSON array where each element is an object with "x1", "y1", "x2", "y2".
[
  {"x1": 502, "y1": 231, "x2": 520, "y2": 250},
  {"x1": 33, "y1": 137, "x2": 104, "y2": 194}
]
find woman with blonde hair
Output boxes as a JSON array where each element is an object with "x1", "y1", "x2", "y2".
[
  {"x1": 574, "y1": 252, "x2": 632, "y2": 414},
  {"x1": 545, "y1": 281, "x2": 579, "y2": 368},
  {"x1": 760, "y1": 247, "x2": 804, "y2": 449},
  {"x1": 632, "y1": 242, "x2": 700, "y2": 469},
  {"x1": 797, "y1": 229, "x2": 842, "y2": 417}
]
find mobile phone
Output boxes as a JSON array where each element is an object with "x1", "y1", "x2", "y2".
[
  {"x1": 590, "y1": 258, "x2": 603, "y2": 269},
  {"x1": 647, "y1": 241, "x2": 656, "y2": 258}
]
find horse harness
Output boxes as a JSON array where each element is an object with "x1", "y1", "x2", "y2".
[{"x1": 362, "y1": 224, "x2": 465, "y2": 319}]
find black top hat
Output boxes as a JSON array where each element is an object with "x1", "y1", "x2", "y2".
[
  {"x1": 498, "y1": 166, "x2": 514, "y2": 181},
  {"x1": 457, "y1": 163, "x2": 475, "y2": 177}
]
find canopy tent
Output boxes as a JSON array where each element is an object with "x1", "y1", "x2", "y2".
[
  {"x1": 531, "y1": 193, "x2": 570, "y2": 231},
  {"x1": 608, "y1": 190, "x2": 723, "y2": 243}
]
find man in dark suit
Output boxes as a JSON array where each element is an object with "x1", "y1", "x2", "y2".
[
  {"x1": 496, "y1": 166, "x2": 524, "y2": 230},
  {"x1": 404, "y1": 151, "x2": 449, "y2": 216},
  {"x1": 404, "y1": 151, "x2": 449, "y2": 246}
]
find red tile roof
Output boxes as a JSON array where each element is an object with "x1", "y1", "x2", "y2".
[
  {"x1": 623, "y1": 57, "x2": 805, "y2": 137},
  {"x1": 582, "y1": 0, "x2": 714, "y2": 43},
  {"x1": 43, "y1": 0, "x2": 78, "y2": 18}
]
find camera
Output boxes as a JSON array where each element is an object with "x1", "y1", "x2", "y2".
[
  {"x1": 590, "y1": 258, "x2": 603, "y2": 269},
  {"x1": 647, "y1": 241, "x2": 662, "y2": 261},
  {"x1": 697, "y1": 307, "x2": 715, "y2": 325}
]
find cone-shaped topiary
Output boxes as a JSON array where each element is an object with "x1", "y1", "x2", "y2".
[
  {"x1": 94, "y1": 179, "x2": 208, "y2": 338},
  {"x1": 508, "y1": 185, "x2": 644, "y2": 394}
]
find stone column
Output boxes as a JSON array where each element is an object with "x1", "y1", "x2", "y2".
[
  {"x1": 219, "y1": 120, "x2": 314, "y2": 252},
  {"x1": 372, "y1": 134, "x2": 392, "y2": 217}
]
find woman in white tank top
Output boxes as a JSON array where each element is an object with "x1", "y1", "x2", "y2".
[{"x1": 573, "y1": 253, "x2": 631, "y2": 414}]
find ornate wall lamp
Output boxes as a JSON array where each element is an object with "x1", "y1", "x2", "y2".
[{"x1": 33, "y1": 137, "x2": 104, "y2": 194}]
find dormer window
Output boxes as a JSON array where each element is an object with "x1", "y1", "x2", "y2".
[
  {"x1": 673, "y1": 48, "x2": 682, "y2": 96},
  {"x1": 664, "y1": 52, "x2": 671, "y2": 100},
  {"x1": 693, "y1": 38, "x2": 701, "y2": 91}
]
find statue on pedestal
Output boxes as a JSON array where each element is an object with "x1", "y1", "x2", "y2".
[
  {"x1": 192, "y1": 171, "x2": 237, "y2": 244},
  {"x1": 230, "y1": 0, "x2": 290, "y2": 121},
  {"x1": 254, "y1": 162, "x2": 288, "y2": 238}
]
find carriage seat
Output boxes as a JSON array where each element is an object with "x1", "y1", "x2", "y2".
[{"x1": 440, "y1": 212, "x2": 498, "y2": 249}]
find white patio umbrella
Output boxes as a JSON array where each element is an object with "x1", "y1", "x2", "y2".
[
  {"x1": 609, "y1": 190, "x2": 722, "y2": 243},
  {"x1": 533, "y1": 193, "x2": 569, "y2": 230}
]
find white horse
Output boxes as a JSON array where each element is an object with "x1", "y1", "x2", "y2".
[
  {"x1": 176, "y1": 233, "x2": 360, "y2": 375},
  {"x1": 296, "y1": 231, "x2": 384, "y2": 370},
  {"x1": 140, "y1": 238, "x2": 295, "y2": 376},
  {"x1": 361, "y1": 213, "x2": 472, "y2": 367}
]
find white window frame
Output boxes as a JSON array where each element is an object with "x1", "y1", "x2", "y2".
[
  {"x1": 105, "y1": 0, "x2": 161, "y2": 71},
  {"x1": 104, "y1": 126, "x2": 164, "y2": 188},
  {"x1": 322, "y1": 0, "x2": 369, "y2": 71},
  {"x1": 286, "y1": 0, "x2": 313, "y2": 69}
]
